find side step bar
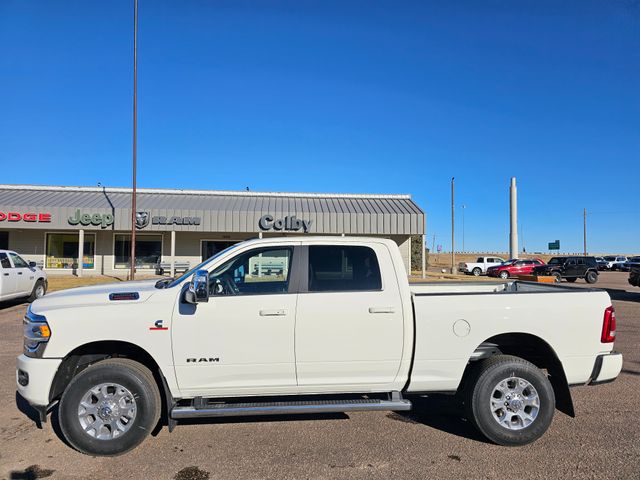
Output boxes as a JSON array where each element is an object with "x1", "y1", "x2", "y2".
[{"x1": 171, "y1": 395, "x2": 412, "y2": 420}]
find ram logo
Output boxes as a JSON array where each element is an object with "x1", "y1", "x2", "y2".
[{"x1": 186, "y1": 357, "x2": 220, "y2": 363}]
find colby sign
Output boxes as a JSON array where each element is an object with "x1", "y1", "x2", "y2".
[{"x1": 259, "y1": 215, "x2": 312, "y2": 233}]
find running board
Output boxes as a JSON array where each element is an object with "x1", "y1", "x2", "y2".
[{"x1": 171, "y1": 396, "x2": 412, "y2": 419}]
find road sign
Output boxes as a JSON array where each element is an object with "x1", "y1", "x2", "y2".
[{"x1": 548, "y1": 240, "x2": 560, "y2": 250}]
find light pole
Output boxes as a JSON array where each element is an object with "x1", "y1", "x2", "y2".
[{"x1": 130, "y1": 0, "x2": 138, "y2": 280}]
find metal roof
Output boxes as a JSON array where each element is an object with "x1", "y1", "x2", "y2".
[{"x1": 0, "y1": 184, "x2": 425, "y2": 235}]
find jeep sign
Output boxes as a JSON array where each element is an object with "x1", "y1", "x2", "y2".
[{"x1": 258, "y1": 214, "x2": 312, "y2": 233}]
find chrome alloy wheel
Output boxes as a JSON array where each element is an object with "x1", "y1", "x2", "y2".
[
  {"x1": 35, "y1": 284, "x2": 45, "y2": 298},
  {"x1": 77, "y1": 383, "x2": 137, "y2": 440},
  {"x1": 489, "y1": 376, "x2": 540, "y2": 430}
]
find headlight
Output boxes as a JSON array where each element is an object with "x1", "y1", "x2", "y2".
[{"x1": 23, "y1": 306, "x2": 51, "y2": 357}]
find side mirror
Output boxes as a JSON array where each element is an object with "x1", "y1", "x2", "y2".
[
  {"x1": 28, "y1": 261, "x2": 37, "y2": 268},
  {"x1": 186, "y1": 269, "x2": 209, "y2": 304}
]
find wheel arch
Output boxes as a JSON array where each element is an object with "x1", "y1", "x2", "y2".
[
  {"x1": 464, "y1": 332, "x2": 574, "y2": 418},
  {"x1": 49, "y1": 340, "x2": 175, "y2": 431}
]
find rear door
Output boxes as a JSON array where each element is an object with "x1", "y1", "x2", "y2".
[
  {"x1": 0, "y1": 252, "x2": 17, "y2": 298},
  {"x1": 294, "y1": 243, "x2": 404, "y2": 389}
]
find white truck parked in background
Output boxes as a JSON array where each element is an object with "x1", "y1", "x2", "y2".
[
  {"x1": 459, "y1": 256, "x2": 506, "y2": 276},
  {"x1": 17, "y1": 237, "x2": 622, "y2": 456},
  {"x1": 0, "y1": 250, "x2": 47, "y2": 302}
]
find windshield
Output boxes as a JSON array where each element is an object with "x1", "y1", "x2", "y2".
[
  {"x1": 547, "y1": 257, "x2": 566, "y2": 265},
  {"x1": 604, "y1": 256, "x2": 616, "y2": 261},
  {"x1": 160, "y1": 243, "x2": 241, "y2": 289}
]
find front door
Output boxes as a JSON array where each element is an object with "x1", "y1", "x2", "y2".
[
  {"x1": 172, "y1": 245, "x2": 299, "y2": 396},
  {"x1": 294, "y1": 243, "x2": 404, "y2": 389},
  {"x1": 0, "y1": 252, "x2": 17, "y2": 298},
  {"x1": 8, "y1": 252, "x2": 33, "y2": 295}
]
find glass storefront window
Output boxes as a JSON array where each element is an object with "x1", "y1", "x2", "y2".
[
  {"x1": 46, "y1": 233, "x2": 95, "y2": 269},
  {"x1": 114, "y1": 234, "x2": 162, "y2": 269}
]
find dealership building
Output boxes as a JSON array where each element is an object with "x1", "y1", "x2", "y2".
[{"x1": 0, "y1": 185, "x2": 425, "y2": 276}]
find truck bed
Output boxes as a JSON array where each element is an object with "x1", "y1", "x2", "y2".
[
  {"x1": 406, "y1": 280, "x2": 611, "y2": 393},
  {"x1": 409, "y1": 280, "x2": 594, "y2": 295}
]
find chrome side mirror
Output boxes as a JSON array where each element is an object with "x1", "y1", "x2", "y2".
[{"x1": 186, "y1": 269, "x2": 209, "y2": 304}]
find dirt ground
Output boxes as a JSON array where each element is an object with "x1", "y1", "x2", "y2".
[{"x1": 1, "y1": 272, "x2": 639, "y2": 479}]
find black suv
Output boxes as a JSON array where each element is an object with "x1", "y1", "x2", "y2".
[
  {"x1": 533, "y1": 256, "x2": 599, "y2": 284},
  {"x1": 629, "y1": 265, "x2": 640, "y2": 287}
]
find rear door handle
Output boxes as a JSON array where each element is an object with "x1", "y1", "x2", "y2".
[
  {"x1": 259, "y1": 309, "x2": 287, "y2": 316},
  {"x1": 17, "y1": 272, "x2": 23, "y2": 275},
  {"x1": 2, "y1": 273, "x2": 8, "y2": 276},
  {"x1": 368, "y1": 306, "x2": 396, "y2": 314}
]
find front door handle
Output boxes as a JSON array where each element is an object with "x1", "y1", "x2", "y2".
[
  {"x1": 259, "y1": 309, "x2": 287, "y2": 316},
  {"x1": 17, "y1": 272, "x2": 23, "y2": 275},
  {"x1": 368, "y1": 306, "x2": 396, "y2": 314}
]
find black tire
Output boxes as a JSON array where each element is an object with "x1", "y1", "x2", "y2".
[
  {"x1": 552, "y1": 272, "x2": 562, "y2": 283},
  {"x1": 28, "y1": 280, "x2": 46, "y2": 302},
  {"x1": 465, "y1": 355, "x2": 555, "y2": 446},
  {"x1": 566, "y1": 277, "x2": 577, "y2": 283},
  {"x1": 585, "y1": 270, "x2": 598, "y2": 284},
  {"x1": 499, "y1": 271, "x2": 509, "y2": 279},
  {"x1": 59, "y1": 358, "x2": 161, "y2": 456},
  {"x1": 472, "y1": 267, "x2": 482, "y2": 277}
]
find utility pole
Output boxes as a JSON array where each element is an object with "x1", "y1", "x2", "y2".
[
  {"x1": 130, "y1": 0, "x2": 138, "y2": 281},
  {"x1": 583, "y1": 208, "x2": 587, "y2": 256},
  {"x1": 451, "y1": 177, "x2": 456, "y2": 274}
]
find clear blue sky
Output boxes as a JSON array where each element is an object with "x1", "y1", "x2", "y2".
[{"x1": 1, "y1": 1, "x2": 638, "y2": 253}]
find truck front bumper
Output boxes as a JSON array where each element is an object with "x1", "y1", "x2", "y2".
[
  {"x1": 16, "y1": 354, "x2": 61, "y2": 408},
  {"x1": 588, "y1": 352, "x2": 623, "y2": 385}
]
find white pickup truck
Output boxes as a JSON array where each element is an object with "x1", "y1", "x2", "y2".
[
  {"x1": 459, "y1": 256, "x2": 506, "y2": 276},
  {"x1": 16, "y1": 237, "x2": 622, "y2": 456},
  {"x1": 1, "y1": 250, "x2": 47, "y2": 302}
]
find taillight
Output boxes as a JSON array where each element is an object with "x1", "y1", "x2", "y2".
[{"x1": 601, "y1": 306, "x2": 617, "y2": 343}]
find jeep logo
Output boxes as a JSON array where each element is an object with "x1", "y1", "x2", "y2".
[
  {"x1": 68, "y1": 209, "x2": 114, "y2": 229},
  {"x1": 186, "y1": 358, "x2": 220, "y2": 363}
]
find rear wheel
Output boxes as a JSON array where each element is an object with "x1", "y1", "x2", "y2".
[
  {"x1": 585, "y1": 271, "x2": 598, "y2": 284},
  {"x1": 465, "y1": 355, "x2": 555, "y2": 446},
  {"x1": 59, "y1": 358, "x2": 161, "y2": 456},
  {"x1": 472, "y1": 267, "x2": 482, "y2": 276}
]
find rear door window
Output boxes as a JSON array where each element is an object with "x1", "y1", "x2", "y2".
[{"x1": 308, "y1": 245, "x2": 382, "y2": 292}]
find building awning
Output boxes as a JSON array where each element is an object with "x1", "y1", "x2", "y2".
[{"x1": 0, "y1": 185, "x2": 425, "y2": 235}]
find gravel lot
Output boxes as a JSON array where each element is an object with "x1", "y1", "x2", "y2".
[{"x1": 1, "y1": 272, "x2": 639, "y2": 480}]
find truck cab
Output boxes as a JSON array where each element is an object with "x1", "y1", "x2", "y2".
[{"x1": 0, "y1": 250, "x2": 47, "y2": 302}]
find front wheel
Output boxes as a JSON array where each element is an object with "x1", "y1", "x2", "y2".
[
  {"x1": 28, "y1": 280, "x2": 46, "y2": 302},
  {"x1": 499, "y1": 271, "x2": 509, "y2": 279},
  {"x1": 465, "y1": 355, "x2": 555, "y2": 446},
  {"x1": 59, "y1": 358, "x2": 161, "y2": 456},
  {"x1": 553, "y1": 272, "x2": 562, "y2": 283}
]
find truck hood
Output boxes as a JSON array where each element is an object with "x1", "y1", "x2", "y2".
[{"x1": 31, "y1": 279, "x2": 161, "y2": 312}]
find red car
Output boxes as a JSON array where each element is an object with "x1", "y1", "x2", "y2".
[{"x1": 486, "y1": 258, "x2": 545, "y2": 279}]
